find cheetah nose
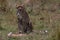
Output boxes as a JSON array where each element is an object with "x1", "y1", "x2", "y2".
[{"x1": 19, "y1": 7, "x2": 22, "y2": 9}]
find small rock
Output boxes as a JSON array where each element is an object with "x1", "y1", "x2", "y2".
[
  {"x1": 40, "y1": 30, "x2": 48, "y2": 35},
  {"x1": 44, "y1": 30, "x2": 48, "y2": 33}
]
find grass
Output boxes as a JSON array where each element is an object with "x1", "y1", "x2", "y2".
[{"x1": 0, "y1": 0, "x2": 60, "y2": 40}]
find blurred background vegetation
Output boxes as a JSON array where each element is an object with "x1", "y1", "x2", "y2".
[{"x1": 0, "y1": 0, "x2": 60, "y2": 40}]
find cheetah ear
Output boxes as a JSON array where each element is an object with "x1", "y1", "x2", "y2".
[{"x1": 16, "y1": 1, "x2": 21, "y2": 8}]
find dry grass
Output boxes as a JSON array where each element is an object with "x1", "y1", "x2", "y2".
[{"x1": 0, "y1": 0, "x2": 60, "y2": 40}]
